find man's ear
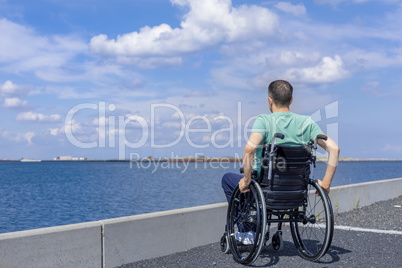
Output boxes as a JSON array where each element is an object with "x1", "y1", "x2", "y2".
[
  {"x1": 289, "y1": 97, "x2": 293, "y2": 105},
  {"x1": 268, "y1": 96, "x2": 273, "y2": 105}
]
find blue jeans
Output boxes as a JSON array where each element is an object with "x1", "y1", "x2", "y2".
[
  {"x1": 221, "y1": 172, "x2": 242, "y2": 203},
  {"x1": 222, "y1": 172, "x2": 255, "y2": 232}
]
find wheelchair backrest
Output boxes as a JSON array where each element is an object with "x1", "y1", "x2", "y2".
[{"x1": 259, "y1": 144, "x2": 314, "y2": 209}]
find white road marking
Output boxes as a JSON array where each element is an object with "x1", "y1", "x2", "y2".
[
  {"x1": 305, "y1": 224, "x2": 402, "y2": 235},
  {"x1": 334, "y1": 225, "x2": 402, "y2": 235}
]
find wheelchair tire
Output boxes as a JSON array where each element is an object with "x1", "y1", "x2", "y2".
[
  {"x1": 226, "y1": 180, "x2": 266, "y2": 265},
  {"x1": 290, "y1": 179, "x2": 334, "y2": 261},
  {"x1": 272, "y1": 231, "x2": 283, "y2": 251},
  {"x1": 220, "y1": 233, "x2": 230, "y2": 254}
]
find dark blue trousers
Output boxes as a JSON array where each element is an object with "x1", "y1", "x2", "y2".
[
  {"x1": 222, "y1": 172, "x2": 255, "y2": 233},
  {"x1": 221, "y1": 172, "x2": 242, "y2": 202}
]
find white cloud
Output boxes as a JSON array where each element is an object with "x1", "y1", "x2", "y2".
[
  {"x1": 23, "y1": 132, "x2": 35, "y2": 145},
  {"x1": 0, "y1": 129, "x2": 36, "y2": 145},
  {"x1": 0, "y1": 130, "x2": 22, "y2": 143},
  {"x1": 63, "y1": 119, "x2": 86, "y2": 135},
  {"x1": 115, "y1": 56, "x2": 183, "y2": 69},
  {"x1": 33, "y1": 85, "x2": 101, "y2": 99},
  {"x1": 315, "y1": 0, "x2": 343, "y2": 5},
  {"x1": 50, "y1": 119, "x2": 97, "y2": 143},
  {"x1": 0, "y1": 19, "x2": 139, "y2": 86},
  {"x1": 0, "y1": 80, "x2": 18, "y2": 96},
  {"x1": 90, "y1": 0, "x2": 279, "y2": 67},
  {"x1": 275, "y1": 51, "x2": 321, "y2": 66},
  {"x1": 0, "y1": 18, "x2": 87, "y2": 73},
  {"x1": 93, "y1": 116, "x2": 108, "y2": 127},
  {"x1": 274, "y1": 2, "x2": 306, "y2": 16},
  {"x1": 343, "y1": 48, "x2": 402, "y2": 70},
  {"x1": 0, "y1": 80, "x2": 28, "y2": 97},
  {"x1": 284, "y1": 55, "x2": 349, "y2": 83},
  {"x1": 3, "y1": 97, "x2": 29, "y2": 109},
  {"x1": 213, "y1": 49, "x2": 323, "y2": 89},
  {"x1": 35, "y1": 60, "x2": 127, "y2": 84},
  {"x1": 49, "y1": 128, "x2": 59, "y2": 136},
  {"x1": 16, "y1": 111, "x2": 62, "y2": 123},
  {"x1": 315, "y1": 0, "x2": 368, "y2": 6}
]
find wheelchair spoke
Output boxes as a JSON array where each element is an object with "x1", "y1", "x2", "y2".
[
  {"x1": 226, "y1": 182, "x2": 266, "y2": 265},
  {"x1": 316, "y1": 209, "x2": 324, "y2": 218},
  {"x1": 290, "y1": 179, "x2": 333, "y2": 261},
  {"x1": 308, "y1": 196, "x2": 320, "y2": 214},
  {"x1": 233, "y1": 214, "x2": 241, "y2": 225},
  {"x1": 314, "y1": 223, "x2": 326, "y2": 235},
  {"x1": 310, "y1": 225, "x2": 322, "y2": 242}
]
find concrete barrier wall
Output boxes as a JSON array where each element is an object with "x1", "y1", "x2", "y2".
[
  {"x1": 0, "y1": 177, "x2": 401, "y2": 268},
  {"x1": 100, "y1": 203, "x2": 227, "y2": 268},
  {"x1": 0, "y1": 221, "x2": 102, "y2": 268},
  {"x1": 329, "y1": 177, "x2": 402, "y2": 214}
]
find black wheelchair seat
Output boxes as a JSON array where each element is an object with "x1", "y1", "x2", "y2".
[{"x1": 260, "y1": 144, "x2": 313, "y2": 210}]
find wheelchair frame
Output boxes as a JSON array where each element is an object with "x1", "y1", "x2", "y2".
[{"x1": 220, "y1": 133, "x2": 334, "y2": 265}]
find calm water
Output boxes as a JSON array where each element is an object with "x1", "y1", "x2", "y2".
[{"x1": 0, "y1": 161, "x2": 401, "y2": 233}]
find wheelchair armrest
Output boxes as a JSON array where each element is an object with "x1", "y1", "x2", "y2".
[
  {"x1": 313, "y1": 134, "x2": 328, "y2": 150},
  {"x1": 239, "y1": 168, "x2": 258, "y2": 179},
  {"x1": 252, "y1": 170, "x2": 258, "y2": 179},
  {"x1": 316, "y1": 134, "x2": 328, "y2": 141},
  {"x1": 274, "y1": 133, "x2": 285, "y2": 140}
]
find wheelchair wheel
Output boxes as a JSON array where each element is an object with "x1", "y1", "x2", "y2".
[
  {"x1": 272, "y1": 231, "x2": 283, "y2": 251},
  {"x1": 220, "y1": 233, "x2": 230, "y2": 254},
  {"x1": 290, "y1": 179, "x2": 334, "y2": 261},
  {"x1": 227, "y1": 180, "x2": 266, "y2": 265}
]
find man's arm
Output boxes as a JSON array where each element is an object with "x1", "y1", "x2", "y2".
[
  {"x1": 239, "y1": 132, "x2": 263, "y2": 193},
  {"x1": 317, "y1": 135, "x2": 340, "y2": 193}
]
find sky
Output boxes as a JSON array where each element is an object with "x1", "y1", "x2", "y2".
[{"x1": 0, "y1": 0, "x2": 401, "y2": 160}]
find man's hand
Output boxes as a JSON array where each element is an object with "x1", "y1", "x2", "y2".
[
  {"x1": 239, "y1": 178, "x2": 251, "y2": 193},
  {"x1": 240, "y1": 132, "x2": 262, "y2": 194},
  {"x1": 317, "y1": 179, "x2": 330, "y2": 194}
]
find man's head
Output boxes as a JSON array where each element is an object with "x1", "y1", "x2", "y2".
[{"x1": 268, "y1": 80, "x2": 293, "y2": 112}]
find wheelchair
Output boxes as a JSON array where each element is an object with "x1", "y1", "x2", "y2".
[{"x1": 220, "y1": 133, "x2": 334, "y2": 265}]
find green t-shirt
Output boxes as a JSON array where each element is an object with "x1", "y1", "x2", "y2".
[{"x1": 251, "y1": 112, "x2": 323, "y2": 174}]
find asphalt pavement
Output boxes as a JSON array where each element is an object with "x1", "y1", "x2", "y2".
[{"x1": 118, "y1": 196, "x2": 402, "y2": 268}]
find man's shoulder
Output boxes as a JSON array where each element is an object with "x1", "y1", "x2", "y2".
[
  {"x1": 291, "y1": 113, "x2": 311, "y2": 120},
  {"x1": 254, "y1": 113, "x2": 316, "y2": 126},
  {"x1": 255, "y1": 113, "x2": 272, "y2": 119},
  {"x1": 290, "y1": 113, "x2": 318, "y2": 126}
]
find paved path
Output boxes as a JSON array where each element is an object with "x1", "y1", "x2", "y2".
[{"x1": 119, "y1": 196, "x2": 402, "y2": 268}]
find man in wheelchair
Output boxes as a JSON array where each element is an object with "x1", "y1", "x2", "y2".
[{"x1": 221, "y1": 80, "x2": 340, "y2": 264}]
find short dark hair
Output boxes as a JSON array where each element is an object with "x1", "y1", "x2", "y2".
[{"x1": 268, "y1": 80, "x2": 293, "y2": 107}]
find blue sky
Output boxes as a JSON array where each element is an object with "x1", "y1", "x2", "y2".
[{"x1": 0, "y1": 0, "x2": 401, "y2": 160}]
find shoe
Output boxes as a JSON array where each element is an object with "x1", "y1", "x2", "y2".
[{"x1": 235, "y1": 231, "x2": 255, "y2": 245}]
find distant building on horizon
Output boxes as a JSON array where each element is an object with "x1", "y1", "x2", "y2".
[{"x1": 54, "y1": 156, "x2": 87, "y2": 161}]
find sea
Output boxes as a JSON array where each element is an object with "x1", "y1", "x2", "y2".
[{"x1": 0, "y1": 160, "x2": 401, "y2": 234}]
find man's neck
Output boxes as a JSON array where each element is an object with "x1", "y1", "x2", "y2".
[{"x1": 272, "y1": 107, "x2": 291, "y2": 113}]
